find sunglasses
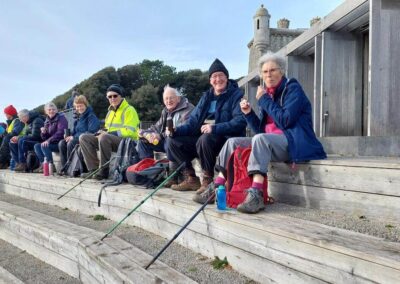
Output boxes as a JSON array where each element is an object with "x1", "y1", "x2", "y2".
[{"x1": 107, "y1": 94, "x2": 120, "y2": 99}]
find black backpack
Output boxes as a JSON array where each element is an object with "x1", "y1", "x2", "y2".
[
  {"x1": 26, "y1": 151, "x2": 40, "y2": 172},
  {"x1": 60, "y1": 145, "x2": 87, "y2": 177},
  {"x1": 126, "y1": 158, "x2": 169, "y2": 189},
  {"x1": 97, "y1": 138, "x2": 139, "y2": 206}
]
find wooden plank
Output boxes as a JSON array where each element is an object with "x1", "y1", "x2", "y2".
[
  {"x1": 268, "y1": 181, "x2": 400, "y2": 221},
  {"x1": 268, "y1": 162, "x2": 400, "y2": 196}
]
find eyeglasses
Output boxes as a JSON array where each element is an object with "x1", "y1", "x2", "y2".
[
  {"x1": 262, "y1": 68, "x2": 281, "y2": 74},
  {"x1": 210, "y1": 73, "x2": 226, "y2": 80},
  {"x1": 107, "y1": 94, "x2": 120, "y2": 99}
]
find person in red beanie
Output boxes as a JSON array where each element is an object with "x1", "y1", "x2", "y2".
[{"x1": 0, "y1": 105, "x2": 25, "y2": 169}]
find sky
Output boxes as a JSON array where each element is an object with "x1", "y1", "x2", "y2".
[{"x1": 0, "y1": 0, "x2": 343, "y2": 121}]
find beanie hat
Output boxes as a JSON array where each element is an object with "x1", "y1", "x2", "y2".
[
  {"x1": 107, "y1": 84, "x2": 125, "y2": 97},
  {"x1": 4, "y1": 105, "x2": 17, "y2": 116},
  {"x1": 208, "y1": 58, "x2": 229, "y2": 79}
]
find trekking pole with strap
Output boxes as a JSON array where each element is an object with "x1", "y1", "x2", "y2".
[
  {"x1": 57, "y1": 158, "x2": 113, "y2": 200},
  {"x1": 100, "y1": 162, "x2": 184, "y2": 241},
  {"x1": 145, "y1": 190, "x2": 215, "y2": 270}
]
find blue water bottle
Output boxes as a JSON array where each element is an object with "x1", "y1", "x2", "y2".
[
  {"x1": 10, "y1": 158, "x2": 16, "y2": 171},
  {"x1": 217, "y1": 185, "x2": 227, "y2": 210}
]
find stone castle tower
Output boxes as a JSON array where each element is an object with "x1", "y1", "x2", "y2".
[{"x1": 248, "y1": 5, "x2": 306, "y2": 72}]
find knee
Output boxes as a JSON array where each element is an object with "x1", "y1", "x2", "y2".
[
  {"x1": 34, "y1": 143, "x2": 41, "y2": 152},
  {"x1": 79, "y1": 134, "x2": 91, "y2": 144},
  {"x1": 196, "y1": 134, "x2": 213, "y2": 148},
  {"x1": 253, "y1": 133, "x2": 270, "y2": 145}
]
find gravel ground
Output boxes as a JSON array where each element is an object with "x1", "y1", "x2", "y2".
[
  {"x1": 0, "y1": 193, "x2": 257, "y2": 284},
  {"x1": 0, "y1": 239, "x2": 81, "y2": 284}
]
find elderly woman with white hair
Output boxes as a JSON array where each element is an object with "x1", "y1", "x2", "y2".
[
  {"x1": 33, "y1": 102, "x2": 68, "y2": 173},
  {"x1": 137, "y1": 84, "x2": 194, "y2": 187},
  {"x1": 193, "y1": 52, "x2": 326, "y2": 213}
]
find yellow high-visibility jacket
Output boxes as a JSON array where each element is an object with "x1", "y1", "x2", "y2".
[
  {"x1": 104, "y1": 99, "x2": 140, "y2": 140},
  {"x1": 7, "y1": 118, "x2": 26, "y2": 136}
]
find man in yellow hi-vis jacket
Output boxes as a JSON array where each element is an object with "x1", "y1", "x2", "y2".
[{"x1": 80, "y1": 84, "x2": 140, "y2": 180}]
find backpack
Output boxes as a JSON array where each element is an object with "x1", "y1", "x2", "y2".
[
  {"x1": 97, "y1": 138, "x2": 140, "y2": 207},
  {"x1": 26, "y1": 151, "x2": 40, "y2": 172},
  {"x1": 126, "y1": 158, "x2": 169, "y2": 189},
  {"x1": 60, "y1": 145, "x2": 87, "y2": 177},
  {"x1": 226, "y1": 147, "x2": 270, "y2": 208}
]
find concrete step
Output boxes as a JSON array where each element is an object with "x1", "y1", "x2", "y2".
[
  {"x1": 1, "y1": 170, "x2": 399, "y2": 283},
  {"x1": 0, "y1": 200, "x2": 196, "y2": 284},
  {"x1": 0, "y1": 266, "x2": 24, "y2": 284},
  {"x1": 269, "y1": 156, "x2": 400, "y2": 220}
]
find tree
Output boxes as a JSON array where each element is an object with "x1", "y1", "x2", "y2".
[
  {"x1": 172, "y1": 69, "x2": 209, "y2": 105},
  {"x1": 127, "y1": 84, "x2": 163, "y2": 122}
]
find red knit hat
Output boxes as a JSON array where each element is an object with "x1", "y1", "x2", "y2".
[{"x1": 4, "y1": 105, "x2": 17, "y2": 116}]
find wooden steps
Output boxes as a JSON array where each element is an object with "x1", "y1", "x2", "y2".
[
  {"x1": 269, "y1": 156, "x2": 400, "y2": 221},
  {"x1": 1, "y1": 167, "x2": 400, "y2": 283},
  {"x1": 0, "y1": 200, "x2": 196, "y2": 284}
]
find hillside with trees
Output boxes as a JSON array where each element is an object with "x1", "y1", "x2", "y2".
[{"x1": 36, "y1": 60, "x2": 211, "y2": 121}]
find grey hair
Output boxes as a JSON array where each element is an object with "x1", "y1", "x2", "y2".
[
  {"x1": 258, "y1": 52, "x2": 286, "y2": 76},
  {"x1": 163, "y1": 84, "x2": 183, "y2": 97},
  {"x1": 44, "y1": 102, "x2": 58, "y2": 111},
  {"x1": 18, "y1": 109, "x2": 29, "y2": 119}
]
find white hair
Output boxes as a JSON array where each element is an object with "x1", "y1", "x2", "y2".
[
  {"x1": 163, "y1": 84, "x2": 183, "y2": 97},
  {"x1": 44, "y1": 102, "x2": 58, "y2": 111},
  {"x1": 258, "y1": 52, "x2": 287, "y2": 76}
]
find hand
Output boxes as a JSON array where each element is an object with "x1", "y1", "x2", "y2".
[
  {"x1": 240, "y1": 99, "x2": 251, "y2": 115},
  {"x1": 40, "y1": 127, "x2": 46, "y2": 134},
  {"x1": 10, "y1": 136, "x2": 18, "y2": 143},
  {"x1": 65, "y1": 136, "x2": 73, "y2": 142},
  {"x1": 41, "y1": 140, "x2": 49, "y2": 147},
  {"x1": 165, "y1": 128, "x2": 172, "y2": 137},
  {"x1": 200, "y1": 124, "x2": 212, "y2": 134},
  {"x1": 95, "y1": 129, "x2": 107, "y2": 137},
  {"x1": 256, "y1": 86, "x2": 266, "y2": 100}
]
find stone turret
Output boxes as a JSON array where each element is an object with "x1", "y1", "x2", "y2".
[{"x1": 253, "y1": 4, "x2": 270, "y2": 55}]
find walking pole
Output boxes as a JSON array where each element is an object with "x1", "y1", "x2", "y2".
[
  {"x1": 100, "y1": 162, "x2": 184, "y2": 241},
  {"x1": 57, "y1": 159, "x2": 113, "y2": 200},
  {"x1": 145, "y1": 191, "x2": 215, "y2": 270}
]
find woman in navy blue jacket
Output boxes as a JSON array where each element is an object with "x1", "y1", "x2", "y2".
[
  {"x1": 193, "y1": 52, "x2": 326, "y2": 214},
  {"x1": 58, "y1": 95, "x2": 100, "y2": 171}
]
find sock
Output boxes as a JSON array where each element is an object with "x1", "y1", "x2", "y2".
[
  {"x1": 251, "y1": 181, "x2": 263, "y2": 190},
  {"x1": 214, "y1": 176, "x2": 226, "y2": 186}
]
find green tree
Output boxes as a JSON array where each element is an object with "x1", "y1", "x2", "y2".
[
  {"x1": 127, "y1": 84, "x2": 163, "y2": 121},
  {"x1": 172, "y1": 69, "x2": 209, "y2": 105}
]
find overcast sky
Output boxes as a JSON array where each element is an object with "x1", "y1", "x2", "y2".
[{"x1": 0, "y1": 0, "x2": 343, "y2": 121}]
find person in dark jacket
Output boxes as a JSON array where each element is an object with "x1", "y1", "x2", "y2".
[
  {"x1": 166, "y1": 59, "x2": 247, "y2": 192},
  {"x1": 64, "y1": 90, "x2": 79, "y2": 110},
  {"x1": 33, "y1": 102, "x2": 68, "y2": 173},
  {"x1": 0, "y1": 105, "x2": 25, "y2": 169},
  {"x1": 137, "y1": 85, "x2": 194, "y2": 187},
  {"x1": 58, "y1": 95, "x2": 100, "y2": 171},
  {"x1": 11, "y1": 109, "x2": 45, "y2": 172},
  {"x1": 194, "y1": 52, "x2": 326, "y2": 213}
]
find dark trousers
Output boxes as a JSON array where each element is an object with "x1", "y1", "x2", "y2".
[
  {"x1": 58, "y1": 138, "x2": 79, "y2": 168},
  {"x1": 137, "y1": 138, "x2": 166, "y2": 160},
  {"x1": 9, "y1": 137, "x2": 40, "y2": 163},
  {"x1": 165, "y1": 134, "x2": 227, "y2": 174},
  {"x1": 0, "y1": 135, "x2": 12, "y2": 164},
  {"x1": 34, "y1": 143, "x2": 59, "y2": 163}
]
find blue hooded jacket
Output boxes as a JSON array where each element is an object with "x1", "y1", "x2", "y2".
[
  {"x1": 72, "y1": 106, "x2": 100, "y2": 139},
  {"x1": 245, "y1": 77, "x2": 326, "y2": 162},
  {"x1": 175, "y1": 80, "x2": 246, "y2": 137}
]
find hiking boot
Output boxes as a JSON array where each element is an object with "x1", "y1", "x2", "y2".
[
  {"x1": 0, "y1": 163, "x2": 9, "y2": 169},
  {"x1": 164, "y1": 176, "x2": 179, "y2": 188},
  {"x1": 94, "y1": 171, "x2": 108, "y2": 180},
  {"x1": 171, "y1": 175, "x2": 201, "y2": 191},
  {"x1": 237, "y1": 188, "x2": 265, "y2": 214},
  {"x1": 195, "y1": 174, "x2": 213, "y2": 194},
  {"x1": 33, "y1": 164, "x2": 43, "y2": 174},
  {"x1": 192, "y1": 182, "x2": 215, "y2": 204},
  {"x1": 14, "y1": 163, "x2": 27, "y2": 172}
]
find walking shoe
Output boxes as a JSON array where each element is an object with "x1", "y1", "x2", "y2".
[
  {"x1": 237, "y1": 188, "x2": 265, "y2": 214},
  {"x1": 192, "y1": 182, "x2": 215, "y2": 204},
  {"x1": 93, "y1": 171, "x2": 108, "y2": 180},
  {"x1": 33, "y1": 164, "x2": 43, "y2": 174},
  {"x1": 163, "y1": 176, "x2": 179, "y2": 188},
  {"x1": 14, "y1": 163, "x2": 27, "y2": 172},
  {"x1": 195, "y1": 174, "x2": 213, "y2": 195},
  {"x1": 171, "y1": 175, "x2": 201, "y2": 191},
  {"x1": 0, "y1": 163, "x2": 9, "y2": 169}
]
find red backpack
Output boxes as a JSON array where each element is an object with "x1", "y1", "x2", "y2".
[{"x1": 226, "y1": 147, "x2": 271, "y2": 208}]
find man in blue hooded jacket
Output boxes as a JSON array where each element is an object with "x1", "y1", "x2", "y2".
[{"x1": 166, "y1": 59, "x2": 247, "y2": 192}]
